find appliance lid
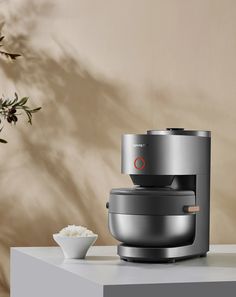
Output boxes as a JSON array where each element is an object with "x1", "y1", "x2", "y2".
[
  {"x1": 146, "y1": 128, "x2": 210, "y2": 137},
  {"x1": 109, "y1": 188, "x2": 197, "y2": 216}
]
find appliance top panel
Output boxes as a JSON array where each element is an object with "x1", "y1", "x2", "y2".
[{"x1": 128, "y1": 128, "x2": 210, "y2": 137}]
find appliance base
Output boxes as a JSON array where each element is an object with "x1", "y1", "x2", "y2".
[{"x1": 118, "y1": 244, "x2": 208, "y2": 263}]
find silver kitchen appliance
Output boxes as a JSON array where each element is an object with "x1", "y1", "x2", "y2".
[{"x1": 106, "y1": 128, "x2": 211, "y2": 262}]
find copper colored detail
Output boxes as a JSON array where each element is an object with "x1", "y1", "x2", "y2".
[{"x1": 184, "y1": 205, "x2": 200, "y2": 213}]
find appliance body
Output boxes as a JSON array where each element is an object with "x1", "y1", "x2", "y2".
[{"x1": 107, "y1": 128, "x2": 211, "y2": 262}]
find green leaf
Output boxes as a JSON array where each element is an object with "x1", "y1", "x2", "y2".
[
  {"x1": 0, "y1": 138, "x2": 7, "y2": 143},
  {"x1": 30, "y1": 107, "x2": 42, "y2": 113},
  {"x1": 10, "y1": 98, "x2": 18, "y2": 105},
  {"x1": 8, "y1": 53, "x2": 21, "y2": 60},
  {"x1": 25, "y1": 110, "x2": 32, "y2": 124},
  {"x1": 1, "y1": 99, "x2": 7, "y2": 107},
  {"x1": 17, "y1": 97, "x2": 29, "y2": 106},
  {"x1": 0, "y1": 50, "x2": 21, "y2": 60}
]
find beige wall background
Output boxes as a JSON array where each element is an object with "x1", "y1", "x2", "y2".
[{"x1": 0, "y1": 0, "x2": 236, "y2": 295}]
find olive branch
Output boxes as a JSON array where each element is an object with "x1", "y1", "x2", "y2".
[{"x1": 0, "y1": 29, "x2": 41, "y2": 143}]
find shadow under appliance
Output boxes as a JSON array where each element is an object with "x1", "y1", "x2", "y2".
[{"x1": 106, "y1": 128, "x2": 211, "y2": 262}]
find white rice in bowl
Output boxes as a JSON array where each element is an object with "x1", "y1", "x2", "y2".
[{"x1": 58, "y1": 225, "x2": 96, "y2": 237}]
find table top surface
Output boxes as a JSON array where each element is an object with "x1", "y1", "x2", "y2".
[{"x1": 12, "y1": 245, "x2": 236, "y2": 286}]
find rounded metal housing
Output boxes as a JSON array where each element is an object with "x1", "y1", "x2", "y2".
[
  {"x1": 108, "y1": 187, "x2": 196, "y2": 247},
  {"x1": 109, "y1": 213, "x2": 195, "y2": 247},
  {"x1": 122, "y1": 129, "x2": 211, "y2": 176}
]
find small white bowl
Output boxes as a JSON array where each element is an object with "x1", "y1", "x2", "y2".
[{"x1": 53, "y1": 233, "x2": 98, "y2": 259}]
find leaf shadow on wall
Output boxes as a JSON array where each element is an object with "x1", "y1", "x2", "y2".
[{"x1": 0, "y1": 1, "x2": 149, "y2": 295}]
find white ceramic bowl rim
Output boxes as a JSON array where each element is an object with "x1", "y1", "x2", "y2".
[{"x1": 53, "y1": 233, "x2": 98, "y2": 238}]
